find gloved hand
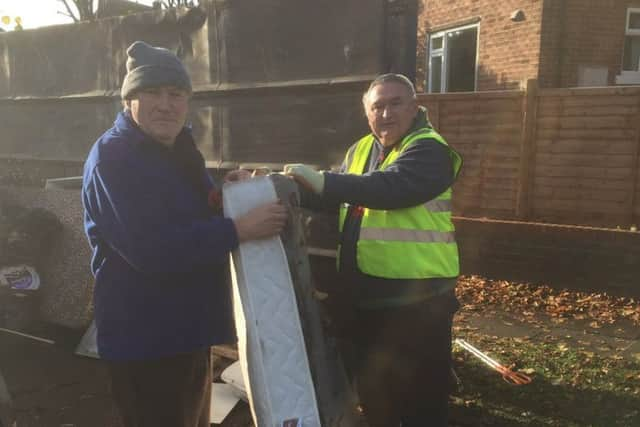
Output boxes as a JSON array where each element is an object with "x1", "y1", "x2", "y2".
[{"x1": 283, "y1": 164, "x2": 325, "y2": 194}]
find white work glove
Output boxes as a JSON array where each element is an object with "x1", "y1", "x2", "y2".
[{"x1": 283, "y1": 164, "x2": 325, "y2": 194}]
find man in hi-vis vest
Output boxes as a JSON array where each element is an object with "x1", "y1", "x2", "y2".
[{"x1": 285, "y1": 73, "x2": 462, "y2": 427}]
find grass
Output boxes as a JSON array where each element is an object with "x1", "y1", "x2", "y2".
[{"x1": 448, "y1": 277, "x2": 640, "y2": 427}]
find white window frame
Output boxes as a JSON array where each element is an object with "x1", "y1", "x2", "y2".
[
  {"x1": 625, "y1": 8, "x2": 640, "y2": 35},
  {"x1": 618, "y1": 8, "x2": 640, "y2": 83},
  {"x1": 427, "y1": 23, "x2": 479, "y2": 93}
]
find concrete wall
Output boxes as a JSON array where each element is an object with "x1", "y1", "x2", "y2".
[
  {"x1": 0, "y1": 185, "x2": 93, "y2": 329},
  {"x1": 0, "y1": 7, "x2": 211, "y2": 97},
  {"x1": 0, "y1": 0, "x2": 419, "y2": 328},
  {"x1": 1, "y1": 0, "x2": 418, "y2": 183}
]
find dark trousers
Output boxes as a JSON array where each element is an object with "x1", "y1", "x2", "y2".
[
  {"x1": 106, "y1": 349, "x2": 212, "y2": 427},
  {"x1": 334, "y1": 291, "x2": 459, "y2": 427}
]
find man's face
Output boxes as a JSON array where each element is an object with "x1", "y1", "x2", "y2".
[
  {"x1": 126, "y1": 86, "x2": 190, "y2": 147},
  {"x1": 364, "y1": 81, "x2": 418, "y2": 147}
]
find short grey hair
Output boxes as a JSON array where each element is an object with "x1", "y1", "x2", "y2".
[{"x1": 362, "y1": 73, "x2": 417, "y2": 105}]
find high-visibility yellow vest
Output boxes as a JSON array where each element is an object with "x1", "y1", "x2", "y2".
[{"x1": 338, "y1": 128, "x2": 462, "y2": 279}]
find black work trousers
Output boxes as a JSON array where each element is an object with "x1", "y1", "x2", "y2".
[
  {"x1": 105, "y1": 349, "x2": 212, "y2": 427},
  {"x1": 335, "y1": 291, "x2": 459, "y2": 427}
]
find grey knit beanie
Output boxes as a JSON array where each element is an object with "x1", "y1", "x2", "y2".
[{"x1": 120, "y1": 41, "x2": 192, "y2": 100}]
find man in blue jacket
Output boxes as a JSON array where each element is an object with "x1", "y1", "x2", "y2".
[
  {"x1": 82, "y1": 41, "x2": 287, "y2": 427},
  {"x1": 285, "y1": 74, "x2": 462, "y2": 427}
]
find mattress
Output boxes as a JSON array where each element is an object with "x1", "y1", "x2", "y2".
[
  {"x1": 223, "y1": 176, "x2": 322, "y2": 427},
  {"x1": 75, "y1": 319, "x2": 99, "y2": 359}
]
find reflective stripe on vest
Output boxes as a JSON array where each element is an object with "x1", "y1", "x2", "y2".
[
  {"x1": 338, "y1": 127, "x2": 462, "y2": 279},
  {"x1": 424, "y1": 199, "x2": 452, "y2": 213},
  {"x1": 359, "y1": 228, "x2": 456, "y2": 243}
]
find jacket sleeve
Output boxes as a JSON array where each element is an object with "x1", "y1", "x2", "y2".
[
  {"x1": 83, "y1": 161, "x2": 239, "y2": 275},
  {"x1": 321, "y1": 138, "x2": 456, "y2": 210},
  {"x1": 298, "y1": 184, "x2": 340, "y2": 213}
]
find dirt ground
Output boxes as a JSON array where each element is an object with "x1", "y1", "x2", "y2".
[
  {"x1": 0, "y1": 324, "x2": 254, "y2": 427},
  {"x1": 0, "y1": 325, "x2": 119, "y2": 427},
  {"x1": 3, "y1": 278, "x2": 638, "y2": 427}
]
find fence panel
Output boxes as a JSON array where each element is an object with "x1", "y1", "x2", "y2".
[
  {"x1": 532, "y1": 87, "x2": 640, "y2": 227},
  {"x1": 418, "y1": 84, "x2": 640, "y2": 228},
  {"x1": 418, "y1": 91, "x2": 525, "y2": 219}
]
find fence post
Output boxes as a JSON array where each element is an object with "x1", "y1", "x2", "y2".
[
  {"x1": 516, "y1": 78, "x2": 539, "y2": 220},
  {"x1": 430, "y1": 98, "x2": 440, "y2": 130},
  {"x1": 629, "y1": 91, "x2": 640, "y2": 227}
]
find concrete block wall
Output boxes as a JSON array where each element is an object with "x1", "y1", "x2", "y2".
[
  {"x1": 0, "y1": 0, "x2": 405, "y2": 183},
  {"x1": 0, "y1": 8, "x2": 212, "y2": 98}
]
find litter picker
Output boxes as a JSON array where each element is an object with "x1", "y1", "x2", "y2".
[
  {"x1": 454, "y1": 338, "x2": 532, "y2": 386},
  {"x1": 0, "y1": 327, "x2": 55, "y2": 345}
]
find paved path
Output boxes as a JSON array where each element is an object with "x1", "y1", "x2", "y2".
[{"x1": 458, "y1": 310, "x2": 640, "y2": 361}]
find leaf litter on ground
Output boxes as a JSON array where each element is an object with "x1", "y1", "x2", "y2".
[{"x1": 449, "y1": 275, "x2": 640, "y2": 427}]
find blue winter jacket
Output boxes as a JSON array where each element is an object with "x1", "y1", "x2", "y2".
[{"x1": 82, "y1": 112, "x2": 238, "y2": 361}]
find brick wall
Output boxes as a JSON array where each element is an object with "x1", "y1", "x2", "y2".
[
  {"x1": 537, "y1": 0, "x2": 565, "y2": 88},
  {"x1": 308, "y1": 217, "x2": 640, "y2": 298},
  {"x1": 454, "y1": 217, "x2": 640, "y2": 297},
  {"x1": 418, "y1": 0, "x2": 545, "y2": 91},
  {"x1": 540, "y1": 0, "x2": 640, "y2": 88},
  {"x1": 420, "y1": 0, "x2": 640, "y2": 90}
]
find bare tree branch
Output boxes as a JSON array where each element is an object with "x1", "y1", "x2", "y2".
[
  {"x1": 58, "y1": 0, "x2": 80, "y2": 22},
  {"x1": 56, "y1": 10, "x2": 75, "y2": 19},
  {"x1": 58, "y1": 0, "x2": 99, "y2": 22}
]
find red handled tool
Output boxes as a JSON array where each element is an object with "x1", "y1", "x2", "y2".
[{"x1": 455, "y1": 338, "x2": 532, "y2": 386}]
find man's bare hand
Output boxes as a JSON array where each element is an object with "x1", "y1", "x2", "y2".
[
  {"x1": 233, "y1": 202, "x2": 288, "y2": 242},
  {"x1": 224, "y1": 169, "x2": 252, "y2": 183},
  {"x1": 251, "y1": 167, "x2": 272, "y2": 177}
]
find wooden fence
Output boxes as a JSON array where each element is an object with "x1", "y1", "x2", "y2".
[{"x1": 418, "y1": 81, "x2": 640, "y2": 228}]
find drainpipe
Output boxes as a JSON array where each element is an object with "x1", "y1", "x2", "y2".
[{"x1": 555, "y1": 0, "x2": 568, "y2": 88}]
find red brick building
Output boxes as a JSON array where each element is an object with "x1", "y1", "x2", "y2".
[{"x1": 418, "y1": 0, "x2": 640, "y2": 92}]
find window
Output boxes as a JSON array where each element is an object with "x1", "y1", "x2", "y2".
[
  {"x1": 622, "y1": 8, "x2": 640, "y2": 71},
  {"x1": 427, "y1": 24, "x2": 478, "y2": 93}
]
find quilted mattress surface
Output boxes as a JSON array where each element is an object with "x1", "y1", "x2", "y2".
[{"x1": 223, "y1": 176, "x2": 321, "y2": 427}]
